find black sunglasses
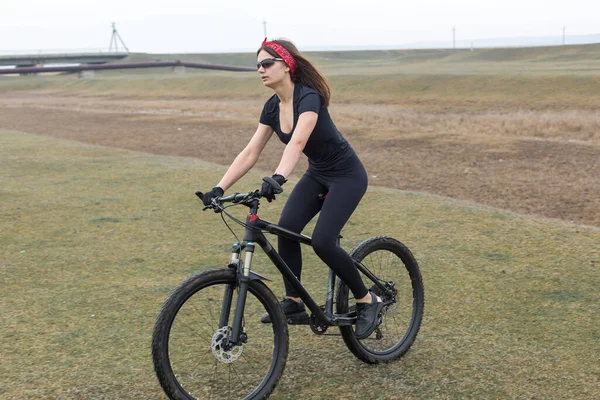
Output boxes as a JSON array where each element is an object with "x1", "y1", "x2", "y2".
[{"x1": 256, "y1": 57, "x2": 284, "y2": 70}]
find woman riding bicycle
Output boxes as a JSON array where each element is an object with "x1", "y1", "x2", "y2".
[{"x1": 202, "y1": 38, "x2": 383, "y2": 340}]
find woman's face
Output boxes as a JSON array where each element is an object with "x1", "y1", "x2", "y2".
[{"x1": 257, "y1": 49, "x2": 289, "y2": 88}]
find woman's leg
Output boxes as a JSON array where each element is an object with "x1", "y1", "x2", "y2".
[
  {"x1": 311, "y1": 172, "x2": 369, "y2": 300},
  {"x1": 277, "y1": 174, "x2": 325, "y2": 297}
]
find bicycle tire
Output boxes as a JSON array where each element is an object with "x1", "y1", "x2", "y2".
[
  {"x1": 152, "y1": 268, "x2": 289, "y2": 399},
  {"x1": 336, "y1": 236, "x2": 424, "y2": 364}
]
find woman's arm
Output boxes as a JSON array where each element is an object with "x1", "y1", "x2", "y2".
[
  {"x1": 216, "y1": 123, "x2": 273, "y2": 191},
  {"x1": 274, "y1": 111, "x2": 318, "y2": 178}
]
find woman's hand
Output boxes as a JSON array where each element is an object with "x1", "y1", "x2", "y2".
[
  {"x1": 202, "y1": 186, "x2": 224, "y2": 206},
  {"x1": 260, "y1": 174, "x2": 287, "y2": 202}
]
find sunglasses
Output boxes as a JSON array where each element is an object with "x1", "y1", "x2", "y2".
[{"x1": 256, "y1": 57, "x2": 284, "y2": 70}]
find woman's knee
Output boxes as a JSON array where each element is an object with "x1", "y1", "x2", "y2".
[{"x1": 311, "y1": 230, "x2": 337, "y2": 258}]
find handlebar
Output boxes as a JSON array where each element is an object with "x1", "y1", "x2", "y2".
[
  {"x1": 195, "y1": 190, "x2": 261, "y2": 211},
  {"x1": 195, "y1": 176, "x2": 284, "y2": 212}
]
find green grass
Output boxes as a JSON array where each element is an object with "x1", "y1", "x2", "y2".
[
  {"x1": 1, "y1": 130, "x2": 599, "y2": 399},
  {"x1": 2, "y1": 43, "x2": 600, "y2": 108},
  {"x1": 136, "y1": 42, "x2": 600, "y2": 73},
  {"x1": 2, "y1": 71, "x2": 600, "y2": 109}
]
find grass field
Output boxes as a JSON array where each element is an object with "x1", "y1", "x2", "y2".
[
  {"x1": 2, "y1": 43, "x2": 600, "y2": 108},
  {"x1": 2, "y1": 130, "x2": 599, "y2": 399},
  {"x1": 2, "y1": 43, "x2": 599, "y2": 398}
]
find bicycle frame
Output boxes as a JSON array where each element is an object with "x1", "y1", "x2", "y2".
[{"x1": 221, "y1": 198, "x2": 393, "y2": 344}]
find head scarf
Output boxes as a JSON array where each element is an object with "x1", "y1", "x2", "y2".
[{"x1": 261, "y1": 38, "x2": 297, "y2": 75}]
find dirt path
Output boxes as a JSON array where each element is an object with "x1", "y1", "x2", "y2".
[{"x1": 1, "y1": 94, "x2": 598, "y2": 226}]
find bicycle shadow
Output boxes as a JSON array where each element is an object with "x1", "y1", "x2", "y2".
[{"x1": 273, "y1": 326, "x2": 408, "y2": 399}]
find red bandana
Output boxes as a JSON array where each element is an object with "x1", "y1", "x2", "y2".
[{"x1": 261, "y1": 38, "x2": 297, "y2": 75}]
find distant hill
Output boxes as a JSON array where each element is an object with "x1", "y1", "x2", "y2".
[
  {"x1": 407, "y1": 33, "x2": 600, "y2": 50},
  {"x1": 125, "y1": 42, "x2": 600, "y2": 69},
  {"x1": 302, "y1": 33, "x2": 600, "y2": 51}
]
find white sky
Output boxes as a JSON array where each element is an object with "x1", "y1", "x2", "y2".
[{"x1": 1, "y1": 0, "x2": 598, "y2": 53}]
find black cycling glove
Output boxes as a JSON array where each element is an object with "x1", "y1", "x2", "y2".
[
  {"x1": 202, "y1": 186, "x2": 224, "y2": 206},
  {"x1": 260, "y1": 174, "x2": 287, "y2": 203}
]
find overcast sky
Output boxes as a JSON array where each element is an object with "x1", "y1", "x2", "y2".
[{"x1": 1, "y1": 0, "x2": 599, "y2": 54}]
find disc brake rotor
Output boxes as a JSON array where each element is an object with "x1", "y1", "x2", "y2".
[{"x1": 211, "y1": 327, "x2": 243, "y2": 363}]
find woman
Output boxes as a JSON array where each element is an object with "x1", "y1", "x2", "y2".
[{"x1": 202, "y1": 38, "x2": 383, "y2": 340}]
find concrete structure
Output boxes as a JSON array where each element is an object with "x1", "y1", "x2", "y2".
[
  {"x1": 0, "y1": 61, "x2": 255, "y2": 76},
  {"x1": 77, "y1": 70, "x2": 95, "y2": 79},
  {"x1": 0, "y1": 52, "x2": 128, "y2": 67}
]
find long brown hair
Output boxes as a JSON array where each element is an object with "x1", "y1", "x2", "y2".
[{"x1": 257, "y1": 39, "x2": 331, "y2": 108}]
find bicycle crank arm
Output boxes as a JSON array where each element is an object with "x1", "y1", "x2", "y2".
[{"x1": 331, "y1": 313, "x2": 356, "y2": 326}]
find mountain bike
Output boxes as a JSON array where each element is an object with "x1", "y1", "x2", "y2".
[{"x1": 152, "y1": 178, "x2": 424, "y2": 399}]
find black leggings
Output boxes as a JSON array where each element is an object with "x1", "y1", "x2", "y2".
[{"x1": 278, "y1": 160, "x2": 369, "y2": 300}]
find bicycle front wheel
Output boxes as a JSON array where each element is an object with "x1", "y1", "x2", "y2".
[
  {"x1": 336, "y1": 236, "x2": 424, "y2": 364},
  {"x1": 152, "y1": 268, "x2": 289, "y2": 399}
]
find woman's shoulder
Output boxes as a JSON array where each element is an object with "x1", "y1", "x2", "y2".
[
  {"x1": 295, "y1": 83, "x2": 318, "y2": 98},
  {"x1": 263, "y1": 93, "x2": 279, "y2": 112},
  {"x1": 294, "y1": 83, "x2": 322, "y2": 111}
]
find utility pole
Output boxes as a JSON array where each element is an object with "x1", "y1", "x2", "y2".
[
  {"x1": 563, "y1": 26, "x2": 566, "y2": 45},
  {"x1": 263, "y1": 19, "x2": 267, "y2": 39},
  {"x1": 453, "y1": 26, "x2": 456, "y2": 51},
  {"x1": 109, "y1": 22, "x2": 129, "y2": 53}
]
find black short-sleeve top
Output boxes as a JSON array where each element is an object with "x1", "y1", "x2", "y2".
[{"x1": 259, "y1": 83, "x2": 355, "y2": 172}]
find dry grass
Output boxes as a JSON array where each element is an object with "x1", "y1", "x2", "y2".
[
  {"x1": 3, "y1": 94, "x2": 598, "y2": 144},
  {"x1": 332, "y1": 104, "x2": 600, "y2": 144},
  {"x1": 1, "y1": 131, "x2": 599, "y2": 399},
  {"x1": 1, "y1": 92, "x2": 598, "y2": 227},
  {"x1": 3, "y1": 72, "x2": 600, "y2": 109}
]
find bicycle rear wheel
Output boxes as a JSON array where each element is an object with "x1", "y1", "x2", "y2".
[
  {"x1": 152, "y1": 268, "x2": 288, "y2": 399},
  {"x1": 336, "y1": 236, "x2": 424, "y2": 364}
]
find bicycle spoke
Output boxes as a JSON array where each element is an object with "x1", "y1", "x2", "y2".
[
  {"x1": 175, "y1": 318, "x2": 214, "y2": 341},
  {"x1": 210, "y1": 360, "x2": 218, "y2": 399},
  {"x1": 238, "y1": 352, "x2": 271, "y2": 381},
  {"x1": 229, "y1": 359, "x2": 253, "y2": 394},
  {"x1": 228, "y1": 364, "x2": 231, "y2": 400},
  {"x1": 195, "y1": 299, "x2": 217, "y2": 332}
]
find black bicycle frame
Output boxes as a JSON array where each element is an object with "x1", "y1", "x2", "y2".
[{"x1": 222, "y1": 198, "x2": 392, "y2": 344}]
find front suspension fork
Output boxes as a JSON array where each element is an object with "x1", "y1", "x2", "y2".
[{"x1": 219, "y1": 242, "x2": 256, "y2": 345}]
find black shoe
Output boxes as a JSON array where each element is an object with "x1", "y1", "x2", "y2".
[
  {"x1": 354, "y1": 291, "x2": 384, "y2": 340},
  {"x1": 261, "y1": 298, "x2": 308, "y2": 324},
  {"x1": 369, "y1": 284, "x2": 384, "y2": 298}
]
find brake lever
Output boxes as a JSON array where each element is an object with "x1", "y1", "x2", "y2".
[{"x1": 210, "y1": 197, "x2": 225, "y2": 213}]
